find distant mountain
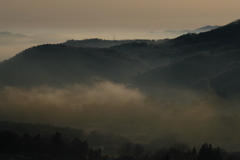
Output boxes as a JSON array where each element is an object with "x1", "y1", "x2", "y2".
[
  {"x1": 0, "y1": 31, "x2": 68, "y2": 62},
  {"x1": 0, "y1": 31, "x2": 27, "y2": 38},
  {"x1": 162, "y1": 29, "x2": 191, "y2": 35},
  {"x1": 191, "y1": 25, "x2": 219, "y2": 33},
  {"x1": 0, "y1": 31, "x2": 30, "y2": 46},
  {"x1": 64, "y1": 38, "x2": 153, "y2": 48},
  {"x1": 0, "y1": 31, "x2": 66, "y2": 45},
  {"x1": 150, "y1": 25, "x2": 220, "y2": 39}
]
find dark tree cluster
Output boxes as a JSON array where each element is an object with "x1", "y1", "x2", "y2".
[
  {"x1": 118, "y1": 142, "x2": 240, "y2": 160},
  {"x1": 0, "y1": 130, "x2": 102, "y2": 160},
  {"x1": 1, "y1": 129, "x2": 240, "y2": 160}
]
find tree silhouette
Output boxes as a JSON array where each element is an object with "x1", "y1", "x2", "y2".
[
  {"x1": 23, "y1": 133, "x2": 32, "y2": 152},
  {"x1": 50, "y1": 132, "x2": 65, "y2": 157},
  {"x1": 119, "y1": 142, "x2": 134, "y2": 157},
  {"x1": 0, "y1": 130, "x2": 21, "y2": 154},
  {"x1": 192, "y1": 147, "x2": 197, "y2": 155},
  {"x1": 199, "y1": 143, "x2": 214, "y2": 160},
  {"x1": 70, "y1": 137, "x2": 83, "y2": 157},
  {"x1": 95, "y1": 148, "x2": 102, "y2": 158},
  {"x1": 133, "y1": 144, "x2": 145, "y2": 159},
  {"x1": 152, "y1": 148, "x2": 169, "y2": 160}
]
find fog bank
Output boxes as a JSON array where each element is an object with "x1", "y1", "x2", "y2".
[{"x1": 0, "y1": 81, "x2": 240, "y2": 151}]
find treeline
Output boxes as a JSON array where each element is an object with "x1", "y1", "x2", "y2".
[
  {"x1": 118, "y1": 142, "x2": 240, "y2": 160},
  {"x1": 0, "y1": 130, "x2": 102, "y2": 160},
  {"x1": 0, "y1": 121, "x2": 85, "y2": 139},
  {"x1": 0, "y1": 121, "x2": 129, "y2": 155},
  {"x1": 1, "y1": 129, "x2": 240, "y2": 160}
]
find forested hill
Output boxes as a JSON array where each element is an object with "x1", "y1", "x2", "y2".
[
  {"x1": 0, "y1": 44, "x2": 146, "y2": 86},
  {"x1": 132, "y1": 19, "x2": 240, "y2": 95},
  {"x1": 0, "y1": 19, "x2": 240, "y2": 95}
]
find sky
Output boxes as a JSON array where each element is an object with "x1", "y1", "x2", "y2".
[{"x1": 1, "y1": 0, "x2": 239, "y2": 34}]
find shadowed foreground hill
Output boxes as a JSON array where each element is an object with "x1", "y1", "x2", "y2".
[{"x1": 0, "y1": 44, "x2": 145, "y2": 86}]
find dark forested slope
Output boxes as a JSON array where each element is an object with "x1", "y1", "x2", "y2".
[
  {"x1": 0, "y1": 44, "x2": 145, "y2": 86},
  {"x1": 132, "y1": 19, "x2": 240, "y2": 95}
]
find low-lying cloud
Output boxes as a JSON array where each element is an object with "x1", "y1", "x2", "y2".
[{"x1": 0, "y1": 81, "x2": 240, "y2": 151}]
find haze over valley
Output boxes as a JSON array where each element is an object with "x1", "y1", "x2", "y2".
[{"x1": 1, "y1": 1, "x2": 240, "y2": 159}]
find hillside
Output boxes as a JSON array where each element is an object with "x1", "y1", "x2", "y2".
[
  {"x1": 132, "y1": 20, "x2": 240, "y2": 95},
  {"x1": 0, "y1": 44, "x2": 145, "y2": 86}
]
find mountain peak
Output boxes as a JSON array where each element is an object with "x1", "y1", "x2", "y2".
[
  {"x1": 227, "y1": 19, "x2": 240, "y2": 25},
  {"x1": 0, "y1": 31, "x2": 27, "y2": 38},
  {"x1": 0, "y1": 31, "x2": 12, "y2": 35}
]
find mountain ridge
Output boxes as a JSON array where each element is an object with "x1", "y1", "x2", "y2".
[{"x1": 0, "y1": 19, "x2": 240, "y2": 96}]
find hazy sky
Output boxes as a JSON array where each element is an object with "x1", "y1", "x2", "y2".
[{"x1": 1, "y1": 0, "x2": 239, "y2": 30}]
